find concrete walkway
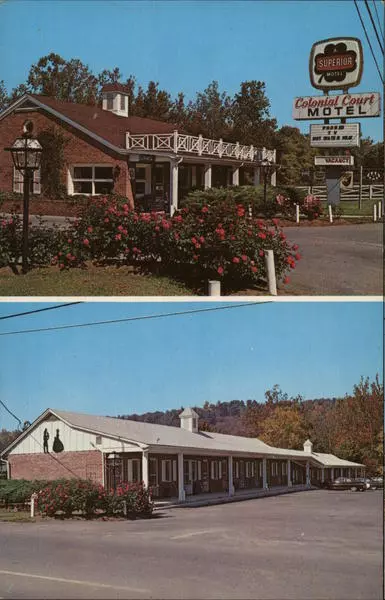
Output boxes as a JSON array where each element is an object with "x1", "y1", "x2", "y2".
[{"x1": 154, "y1": 484, "x2": 313, "y2": 510}]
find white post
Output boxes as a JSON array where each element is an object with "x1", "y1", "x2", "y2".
[
  {"x1": 198, "y1": 134, "x2": 203, "y2": 157},
  {"x1": 287, "y1": 460, "x2": 292, "y2": 487},
  {"x1": 265, "y1": 250, "x2": 277, "y2": 296},
  {"x1": 369, "y1": 184, "x2": 373, "y2": 200},
  {"x1": 321, "y1": 467, "x2": 325, "y2": 483},
  {"x1": 253, "y1": 167, "x2": 260, "y2": 186},
  {"x1": 331, "y1": 467, "x2": 334, "y2": 481},
  {"x1": 378, "y1": 201, "x2": 381, "y2": 220},
  {"x1": 270, "y1": 170, "x2": 277, "y2": 187},
  {"x1": 262, "y1": 458, "x2": 268, "y2": 489},
  {"x1": 228, "y1": 456, "x2": 234, "y2": 496},
  {"x1": 295, "y1": 203, "x2": 300, "y2": 224},
  {"x1": 208, "y1": 280, "x2": 221, "y2": 296},
  {"x1": 173, "y1": 130, "x2": 178, "y2": 153},
  {"x1": 142, "y1": 450, "x2": 149, "y2": 489},
  {"x1": 232, "y1": 166, "x2": 240, "y2": 186},
  {"x1": 178, "y1": 453, "x2": 185, "y2": 502},
  {"x1": 328, "y1": 204, "x2": 333, "y2": 223},
  {"x1": 374, "y1": 204, "x2": 377, "y2": 222},
  {"x1": 30, "y1": 493, "x2": 37, "y2": 518},
  {"x1": 170, "y1": 161, "x2": 179, "y2": 216},
  {"x1": 306, "y1": 461, "x2": 310, "y2": 486},
  {"x1": 204, "y1": 164, "x2": 212, "y2": 189}
]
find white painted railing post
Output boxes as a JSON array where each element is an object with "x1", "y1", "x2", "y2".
[
  {"x1": 30, "y1": 492, "x2": 37, "y2": 518},
  {"x1": 378, "y1": 201, "x2": 382, "y2": 220},
  {"x1": 369, "y1": 184, "x2": 373, "y2": 200},
  {"x1": 295, "y1": 204, "x2": 300, "y2": 224},
  {"x1": 265, "y1": 250, "x2": 277, "y2": 296},
  {"x1": 173, "y1": 130, "x2": 178, "y2": 154},
  {"x1": 208, "y1": 280, "x2": 221, "y2": 296},
  {"x1": 328, "y1": 204, "x2": 333, "y2": 223},
  {"x1": 198, "y1": 134, "x2": 203, "y2": 156},
  {"x1": 218, "y1": 138, "x2": 223, "y2": 158},
  {"x1": 232, "y1": 166, "x2": 240, "y2": 186},
  {"x1": 373, "y1": 204, "x2": 377, "y2": 222},
  {"x1": 170, "y1": 160, "x2": 179, "y2": 216},
  {"x1": 178, "y1": 453, "x2": 185, "y2": 503}
]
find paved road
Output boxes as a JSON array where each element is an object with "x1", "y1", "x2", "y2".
[
  {"x1": 283, "y1": 224, "x2": 383, "y2": 295},
  {"x1": 0, "y1": 490, "x2": 382, "y2": 599}
]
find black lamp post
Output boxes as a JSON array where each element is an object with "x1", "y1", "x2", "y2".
[
  {"x1": 260, "y1": 158, "x2": 273, "y2": 205},
  {"x1": 108, "y1": 451, "x2": 121, "y2": 493},
  {"x1": 5, "y1": 123, "x2": 42, "y2": 274}
]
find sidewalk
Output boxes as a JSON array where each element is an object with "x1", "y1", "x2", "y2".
[{"x1": 154, "y1": 484, "x2": 313, "y2": 510}]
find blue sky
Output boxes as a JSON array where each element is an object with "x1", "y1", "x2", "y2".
[
  {"x1": 0, "y1": 301, "x2": 382, "y2": 431},
  {"x1": 0, "y1": 0, "x2": 383, "y2": 141}
]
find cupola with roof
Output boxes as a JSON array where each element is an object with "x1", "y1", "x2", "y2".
[
  {"x1": 101, "y1": 83, "x2": 130, "y2": 117},
  {"x1": 179, "y1": 407, "x2": 199, "y2": 433}
]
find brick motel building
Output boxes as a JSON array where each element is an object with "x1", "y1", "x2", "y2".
[
  {"x1": 0, "y1": 86, "x2": 277, "y2": 215},
  {"x1": 0, "y1": 408, "x2": 365, "y2": 504}
]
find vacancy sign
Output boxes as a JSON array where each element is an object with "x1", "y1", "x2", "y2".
[
  {"x1": 309, "y1": 37, "x2": 363, "y2": 91},
  {"x1": 293, "y1": 92, "x2": 380, "y2": 120},
  {"x1": 310, "y1": 124, "x2": 360, "y2": 147},
  {"x1": 314, "y1": 156, "x2": 354, "y2": 166}
]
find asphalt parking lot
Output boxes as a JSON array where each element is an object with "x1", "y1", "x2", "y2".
[
  {"x1": 0, "y1": 489, "x2": 382, "y2": 599},
  {"x1": 283, "y1": 223, "x2": 383, "y2": 295}
]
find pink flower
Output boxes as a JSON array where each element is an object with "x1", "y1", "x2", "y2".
[
  {"x1": 202, "y1": 206, "x2": 209, "y2": 213},
  {"x1": 251, "y1": 266, "x2": 257, "y2": 273},
  {"x1": 283, "y1": 276, "x2": 290, "y2": 284},
  {"x1": 295, "y1": 253, "x2": 301, "y2": 261},
  {"x1": 83, "y1": 239, "x2": 90, "y2": 246},
  {"x1": 87, "y1": 226, "x2": 93, "y2": 233},
  {"x1": 104, "y1": 217, "x2": 109, "y2": 223},
  {"x1": 232, "y1": 257, "x2": 240, "y2": 264},
  {"x1": 259, "y1": 250, "x2": 264, "y2": 257},
  {"x1": 217, "y1": 266, "x2": 224, "y2": 275},
  {"x1": 258, "y1": 232, "x2": 266, "y2": 239},
  {"x1": 155, "y1": 226, "x2": 160, "y2": 232},
  {"x1": 191, "y1": 237, "x2": 197, "y2": 244},
  {"x1": 199, "y1": 236, "x2": 205, "y2": 244},
  {"x1": 67, "y1": 239, "x2": 72, "y2": 244},
  {"x1": 241, "y1": 255, "x2": 247, "y2": 262},
  {"x1": 115, "y1": 234, "x2": 122, "y2": 241}
]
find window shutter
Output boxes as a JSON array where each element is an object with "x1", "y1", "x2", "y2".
[
  {"x1": 198, "y1": 461, "x2": 201, "y2": 481},
  {"x1": 211, "y1": 462, "x2": 214, "y2": 480},
  {"x1": 33, "y1": 168, "x2": 41, "y2": 195},
  {"x1": 13, "y1": 168, "x2": 23, "y2": 193},
  {"x1": 127, "y1": 459, "x2": 133, "y2": 482},
  {"x1": 161, "y1": 460, "x2": 166, "y2": 482},
  {"x1": 218, "y1": 461, "x2": 222, "y2": 479},
  {"x1": 172, "y1": 460, "x2": 177, "y2": 482}
]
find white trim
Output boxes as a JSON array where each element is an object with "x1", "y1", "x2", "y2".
[{"x1": 69, "y1": 164, "x2": 114, "y2": 196}]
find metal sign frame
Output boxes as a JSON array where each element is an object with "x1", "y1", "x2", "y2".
[{"x1": 309, "y1": 37, "x2": 364, "y2": 91}]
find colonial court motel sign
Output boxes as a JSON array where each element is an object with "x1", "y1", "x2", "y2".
[{"x1": 292, "y1": 36, "x2": 381, "y2": 204}]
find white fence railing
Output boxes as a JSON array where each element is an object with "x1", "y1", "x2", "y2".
[
  {"x1": 296, "y1": 184, "x2": 384, "y2": 201},
  {"x1": 126, "y1": 131, "x2": 275, "y2": 165}
]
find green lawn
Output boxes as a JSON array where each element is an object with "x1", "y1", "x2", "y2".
[
  {"x1": 0, "y1": 265, "x2": 194, "y2": 296},
  {"x1": 324, "y1": 199, "x2": 381, "y2": 217},
  {"x1": 0, "y1": 509, "x2": 34, "y2": 522}
]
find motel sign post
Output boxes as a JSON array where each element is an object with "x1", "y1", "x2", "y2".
[{"x1": 293, "y1": 37, "x2": 382, "y2": 206}]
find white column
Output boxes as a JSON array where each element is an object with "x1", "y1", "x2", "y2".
[
  {"x1": 170, "y1": 161, "x2": 179, "y2": 216},
  {"x1": 321, "y1": 467, "x2": 325, "y2": 483},
  {"x1": 178, "y1": 453, "x2": 185, "y2": 503},
  {"x1": 262, "y1": 458, "x2": 268, "y2": 489},
  {"x1": 270, "y1": 170, "x2": 277, "y2": 187},
  {"x1": 204, "y1": 164, "x2": 212, "y2": 189},
  {"x1": 306, "y1": 461, "x2": 310, "y2": 486},
  {"x1": 232, "y1": 166, "x2": 240, "y2": 186},
  {"x1": 331, "y1": 468, "x2": 334, "y2": 481},
  {"x1": 228, "y1": 456, "x2": 234, "y2": 496},
  {"x1": 142, "y1": 450, "x2": 149, "y2": 488},
  {"x1": 253, "y1": 167, "x2": 260, "y2": 186},
  {"x1": 287, "y1": 459, "x2": 292, "y2": 487}
]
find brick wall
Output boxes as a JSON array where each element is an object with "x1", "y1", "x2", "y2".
[
  {"x1": 0, "y1": 107, "x2": 134, "y2": 208},
  {"x1": 9, "y1": 450, "x2": 103, "y2": 484}
]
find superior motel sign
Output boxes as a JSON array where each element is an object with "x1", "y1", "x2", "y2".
[
  {"x1": 292, "y1": 92, "x2": 381, "y2": 120},
  {"x1": 310, "y1": 123, "x2": 360, "y2": 148},
  {"x1": 309, "y1": 37, "x2": 363, "y2": 91}
]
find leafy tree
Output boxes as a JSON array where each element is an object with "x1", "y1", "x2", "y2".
[
  {"x1": 26, "y1": 53, "x2": 98, "y2": 104},
  {"x1": 186, "y1": 81, "x2": 232, "y2": 139},
  {"x1": 0, "y1": 80, "x2": 8, "y2": 112},
  {"x1": 37, "y1": 128, "x2": 69, "y2": 198},
  {"x1": 133, "y1": 81, "x2": 172, "y2": 120},
  {"x1": 231, "y1": 80, "x2": 277, "y2": 147},
  {"x1": 259, "y1": 405, "x2": 310, "y2": 449},
  {"x1": 275, "y1": 126, "x2": 316, "y2": 186},
  {"x1": 0, "y1": 429, "x2": 20, "y2": 453}
]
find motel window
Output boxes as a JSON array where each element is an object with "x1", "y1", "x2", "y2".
[
  {"x1": 234, "y1": 461, "x2": 239, "y2": 479},
  {"x1": 245, "y1": 461, "x2": 255, "y2": 478},
  {"x1": 161, "y1": 459, "x2": 172, "y2": 482},
  {"x1": 70, "y1": 165, "x2": 114, "y2": 195},
  {"x1": 211, "y1": 460, "x2": 220, "y2": 480},
  {"x1": 259, "y1": 462, "x2": 263, "y2": 478},
  {"x1": 134, "y1": 164, "x2": 151, "y2": 198},
  {"x1": 149, "y1": 458, "x2": 158, "y2": 487},
  {"x1": 13, "y1": 167, "x2": 41, "y2": 195},
  {"x1": 107, "y1": 94, "x2": 114, "y2": 110},
  {"x1": 272, "y1": 462, "x2": 277, "y2": 477},
  {"x1": 282, "y1": 462, "x2": 287, "y2": 475}
]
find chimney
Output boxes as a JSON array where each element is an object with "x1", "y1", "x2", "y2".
[
  {"x1": 101, "y1": 84, "x2": 129, "y2": 117},
  {"x1": 179, "y1": 407, "x2": 199, "y2": 433},
  {"x1": 303, "y1": 439, "x2": 313, "y2": 453}
]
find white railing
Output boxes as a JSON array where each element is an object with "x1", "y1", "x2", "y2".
[
  {"x1": 126, "y1": 131, "x2": 275, "y2": 165},
  {"x1": 296, "y1": 184, "x2": 384, "y2": 201}
]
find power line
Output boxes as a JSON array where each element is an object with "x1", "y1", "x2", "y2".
[
  {"x1": 365, "y1": 0, "x2": 384, "y2": 54},
  {"x1": 354, "y1": 0, "x2": 384, "y2": 83},
  {"x1": 0, "y1": 399, "x2": 23, "y2": 429},
  {"x1": 0, "y1": 302, "x2": 271, "y2": 338},
  {"x1": 0, "y1": 302, "x2": 83, "y2": 322},
  {"x1": 372, "y1": 0, "x2": 384, "y2": 40}
]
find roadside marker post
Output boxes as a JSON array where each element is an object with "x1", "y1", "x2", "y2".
[
  {"x1": 208, "y1": 280, "x2": 221, "y2": 296},
  {"x1": 328, "y1": 205, "x2": 333, "y2": 224},
  {"x1": 295, "y1": 204, "x2": 300, "y2": 224},
  {"x1": 265, "y1": 250, "x2": 277, "y2": 296},
  {"x1": 373, "y1": 204, "x2": 377, "y2": 222}
]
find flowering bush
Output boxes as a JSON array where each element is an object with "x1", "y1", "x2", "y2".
[
  {"x1": 301, "y1": 194, "x2": 323, "y2": 220},
  {"x1": 55, "y1": 194, "x2": 301, "y2": 289},
  {"x1": 36, "y1": 478, "x2": 154, "y2": 519}
]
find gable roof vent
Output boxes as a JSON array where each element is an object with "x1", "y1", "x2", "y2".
[
  {"x1": 101, "y1": 84, "x2": 130, "y2": 117},
  {"x1": 179, "y1": 407, "x2": 199, "y2": 433}
]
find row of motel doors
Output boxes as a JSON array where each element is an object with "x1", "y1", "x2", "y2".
[{"x1": 131, "y1": 162, "x2": 255, "y2": 211}]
